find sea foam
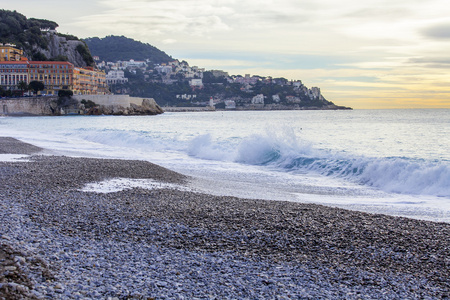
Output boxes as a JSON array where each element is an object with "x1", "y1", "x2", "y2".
[{"x1": 187, "y1": 130, "x2": 450, "y2": 198}]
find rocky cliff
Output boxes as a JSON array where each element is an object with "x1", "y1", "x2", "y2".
[{"x1": 29, "y1": 31, "x2": 93, "y2": 67}]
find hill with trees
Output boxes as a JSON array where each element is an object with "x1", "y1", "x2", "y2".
[
  {"x1": 83, "y1": 35, "x2": 172, "y2": 64},
  {"x1": 0, "y1": 10, "x2": 56, "y2": 55},
  {"x1": 0, "y1": 9, "x2": 94, "y2": 67}
]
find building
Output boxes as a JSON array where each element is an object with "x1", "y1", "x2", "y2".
[
  {"x1": 0, "y1": 60, "x2": 107, "y2": 95},
  {"x1": 251, "y1": 94, "x2": 264, "y2": 104},
  {"x1": 0, "y1": 44, "x2": 24, "y2": 62},
  {"x1": 0, "y1": 61, "x2": 29, "y2": 91},
  {"x1": 73, "y1": 67, "x2": 108, "y2": 95},
  {"x1": 127, "y1": 59, "x2": 147, "y2": 69},
  {"x1": 155, "y1": 65, "x2": 173, "y2": 74},
  {"x1": 28, "y1": 61, "x2": 75, "y2": 95},
  {"x1": 210, "y1": 70, "x2": 229, "y2": 77},
  {"x1": 225, "y1": 100, "x2": 236, "y2": 109},
  {"x1": 189, "y1": 78, "x2": 203, "y2": 88},
  {"x1": 292, "y1": 80, "x2": 303, "y2": 88},
  {"x1": 106, "y1": 70, "x2": 128, "y2": 85},
  {"x1": 234, "y1": 74, "x2": 259, "y2": 85}
]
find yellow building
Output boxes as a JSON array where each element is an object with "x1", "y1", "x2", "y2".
[
  {"x1": 0, "y1": 44, "x2": 25, "y2": 62},
  {"x1": 73, "y1": 67, "x2": 107, "y2": 95},
  {"x1": 1, "y1": 60, "x2": 107, "y2": 95},
  {"x1": 28, "y1": 61, "x2": 75, "y2": 95}
]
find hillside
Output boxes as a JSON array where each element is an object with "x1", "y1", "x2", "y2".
[
  {"x1": 0, "y1": 9, "x2": 94, "y2": 67},
  {"x1": 84, "y1": 35, "x2": 172, "y2": 64}
]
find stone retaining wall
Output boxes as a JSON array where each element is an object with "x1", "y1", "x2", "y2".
[
  {"x1": 1, "y1": 97, "x2": 58, "y2": 116},
  {"x1": 1, "y1": 95, "x2": 163, "y2": 116}
]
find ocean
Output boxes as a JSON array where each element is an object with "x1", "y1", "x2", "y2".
[{"x1": 1, "y1": 109, "x2": 449, "y2": 223}]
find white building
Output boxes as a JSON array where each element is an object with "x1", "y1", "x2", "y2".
[
  {"x1": 225, "y1": 100, "x2": 236, "y2": 109},
  {"x1": 252, "y1": 94, "x2": 264, "y2": 104},
  {"x1": 127, "y1": 59, "x2": 147, "y2": 68},
  {"x1": 210, "y1": 70, "x2": 229, "y2": 77},
  {"x1": 155, "y1": 65, "x2": 173, "y2": 74},
  {"x1": 292, "y1": 80, "x2": 303, "y2": 88},
  {"x1": 308, "y1": 87, "x2": 325, "y2": 101},
  {"x1": 106, "y1": 70, "x2": 128, "y2": 85},
  {"x1": 190, "y1": 78, "x2": 203, "y2": 87}
]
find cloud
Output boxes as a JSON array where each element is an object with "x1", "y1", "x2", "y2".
[
  {"x1": 408, "y1": 57, "x2": 450, "y2": 68},
  {"x1": 421, "y1": 23, "x2": 450, "y2": 39},
  {"x1": 162, "y1": 39, "x2": 177, "y2": 44},
  {"x1": 74, "y1": 0, "x2": 233, "y2": 38},
  {"x1": 344, "y1": 6, "x2": 413, "y2": 20}
]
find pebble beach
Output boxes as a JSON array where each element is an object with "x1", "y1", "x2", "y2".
[{"x1": 0, "y1": 137, "x2": 449, "y2": 299}]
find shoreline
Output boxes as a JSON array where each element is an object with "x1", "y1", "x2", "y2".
[{"x1": 1, "y1": 137, "x2": 449, "y2": 298}]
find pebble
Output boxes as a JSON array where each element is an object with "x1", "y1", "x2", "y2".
[{"x1": 0, "y1": 142, "x2": 449, "y2": 299}]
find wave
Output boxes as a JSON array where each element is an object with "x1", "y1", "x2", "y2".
[
  {"x1": 188, "y1": 130, "x2": 450, "y2": 197},
  {"x1": 43, "y1": 125, "x2": 450, "y2": 198}
]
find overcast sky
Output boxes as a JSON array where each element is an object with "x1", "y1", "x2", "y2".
[{"x1": 4, "y1": 0, "x2": 450, "y2": 108}]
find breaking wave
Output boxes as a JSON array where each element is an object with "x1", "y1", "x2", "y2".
[{"x1": 188, "y1": 130, "x2": 450, "y2": 197}]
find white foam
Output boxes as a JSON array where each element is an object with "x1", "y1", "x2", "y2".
[
  {"x1": 0, "y1": 154, "x2": 30, "y2": 162},
  {"x1": 81, "y1": 178, "x2": 194, "y2": 194}
]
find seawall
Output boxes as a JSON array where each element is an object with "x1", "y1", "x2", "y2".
[
  {"x1": 163, "y1": 106, "x2": 215, "y2": 112},
  {"x1": 1, "y1": 96, "x2": 58, "y2": 116},
  {"x1": 1, "y1": 95, "x2": 163, "y2": 116},
  {"x1": 73, "y1": 95, "x2": 163, "y2": 115}
]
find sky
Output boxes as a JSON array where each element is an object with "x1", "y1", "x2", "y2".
[{"x1": 3, "y1": 0, "x2": 450, "y2": 108}]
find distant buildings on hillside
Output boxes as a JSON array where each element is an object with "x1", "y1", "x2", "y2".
[{"x1": 94, "y1": 52, "x2": 330, "y2": 108}]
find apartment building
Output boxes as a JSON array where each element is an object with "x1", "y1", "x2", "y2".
[
  {"x1": 0, "y1": 44, "x2": 24, "y2": 62},
  {"x1": 28, "y1": 61, "x2": 75, "y2": 94},
  {"x1": 0, "y1": 61, "x2": 29, "y2": 89},
  {"x1": 0, "y1": 60, "x2": 107, "y2": 95},
  {"x1": 73, "y1": 67, "x2": 108, "y2": 95}
]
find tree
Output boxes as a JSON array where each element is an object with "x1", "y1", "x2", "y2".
[
  {"x1": 32, "y1": 52, "x2": 47, "y2": 61},
  {"x1": 58, "y1": 89, "x2": 73, "y2": 97},
  {"x1": 75, "y1": 44, "x2": 95, "y2": 67},
  {"x1": 17, "y1": 81, "x2": 28, "y2": 96},
  {"x1": 29, "y1": 81, "x2": 45, "y2": 95},
  {"x1": 80, "y1": 99, "x2": 97, "y2": 108}
]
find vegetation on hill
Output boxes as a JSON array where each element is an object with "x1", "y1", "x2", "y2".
[
  {"x1": 84, "y1": 35, "x2": 172, "y2": 64},
  {"x1": 0, "y1": 9, "x2": 94, "y2": 66},
  {"x1": 0, "y1": 9, "x2": 57, "y2": 52}
]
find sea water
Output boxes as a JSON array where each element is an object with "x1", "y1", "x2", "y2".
[{"x1": 1, "y1": 109, "x2": 449, "y2": 222}]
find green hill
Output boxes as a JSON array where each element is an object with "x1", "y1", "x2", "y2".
[
  {"x1": 0, "y1": 9, "x2": 57, "y2": 54},
  {"x1": 0, "y1": 9, "x2": 94, "y2": 67},
  {"x1": 84, "y1": 35, "x2": 173, "y2": 64}
]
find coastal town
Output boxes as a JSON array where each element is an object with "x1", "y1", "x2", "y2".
[
  {"x1": 1, "y1": 33, "x2": 347, "y2": 111},
  {"x1": 101, "y1": 57, "x2": 330, "y2": 110}
]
